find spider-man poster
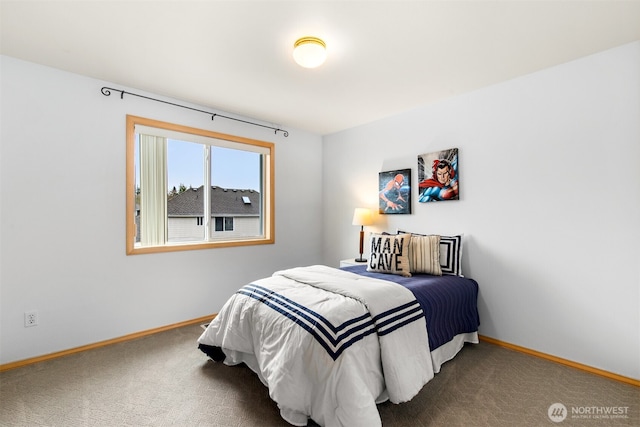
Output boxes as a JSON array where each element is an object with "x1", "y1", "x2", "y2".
[
  {"x1": 378, "y1": 168, "x2": 411, "y2": 214},
  {"x1": 417, "y1": 148, "x2": 459, "y2": 203}
]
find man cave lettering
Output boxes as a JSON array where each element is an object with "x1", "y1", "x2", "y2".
[{"x1": 369, "y1": 237, "x2": 405, "y2": 271}]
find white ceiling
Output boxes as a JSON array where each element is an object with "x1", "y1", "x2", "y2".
[{"x1": 2, "y1": 1, "x2": 640, "y2": 136}]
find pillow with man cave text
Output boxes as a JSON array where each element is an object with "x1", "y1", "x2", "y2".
[{"x1": 367, "y1": 233, "x2": 412, "y2": 277}]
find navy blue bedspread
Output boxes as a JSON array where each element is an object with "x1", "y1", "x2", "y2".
[{"x1": 341, "y1": 265, "x2": 480, "y2": 350}]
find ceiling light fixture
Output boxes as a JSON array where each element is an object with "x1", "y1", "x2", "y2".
[{"x1": 293, "y1": 36, "x2": 327, "y2": 68}]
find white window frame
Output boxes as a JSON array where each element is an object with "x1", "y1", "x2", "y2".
[{"x1": 126, "y1": 115, "x2": 274, "y2": 255}]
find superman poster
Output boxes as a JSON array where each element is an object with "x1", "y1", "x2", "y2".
[{"x1": 417, "y1": 148, "x2": 459, "y2": 203}]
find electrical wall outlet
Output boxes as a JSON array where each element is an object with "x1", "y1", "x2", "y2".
[{"x1": 24, "y1": 310, "x2": 38, "y2": 327}]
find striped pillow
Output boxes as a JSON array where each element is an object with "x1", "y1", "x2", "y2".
[
  {"x1": 408, "y1": 234, "x2": 442, "y2": 275},
  {"x1": 439, "y1": 235, "x2": 463, "y2": 277}
]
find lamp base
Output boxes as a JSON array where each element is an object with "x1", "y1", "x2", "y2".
[{"x1": 354, "y1": 257, "x2": 367, "y2": 263}]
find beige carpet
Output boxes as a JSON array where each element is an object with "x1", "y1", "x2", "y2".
[{"x1": 1, "y1": 324, "x2": 637, "y2": 426}]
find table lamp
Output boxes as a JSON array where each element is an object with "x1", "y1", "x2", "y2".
[{"x1": 352, "y1": 208, "x2": 373, "y2": 262}]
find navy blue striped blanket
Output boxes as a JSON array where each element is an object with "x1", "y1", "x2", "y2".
[{"x1": 341, "y1": 264, "x2": 480, "y2": 351}]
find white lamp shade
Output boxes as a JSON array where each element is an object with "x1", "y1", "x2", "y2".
[
  {"x1": 352, "y1": 208, "x2": 373, "y2": 226},
  {"x1": 293, "y1": 37, "x2": 327, "y2": 68}
]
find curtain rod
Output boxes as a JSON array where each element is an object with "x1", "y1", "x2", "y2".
[{"x1": 100, "y1": 87, "x2": 289, "y2": 137}]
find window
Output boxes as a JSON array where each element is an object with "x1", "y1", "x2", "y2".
[
  {"x1": 214, "y1": 217, "x2": 234, "y2": 232},
  {"x1": 126, "y1": 115, "x2": 274, "y2": 254}
]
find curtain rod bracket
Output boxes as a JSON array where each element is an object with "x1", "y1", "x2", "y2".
[{"x1": 101, "y1": 86, "x2": 288, "y2": 137}]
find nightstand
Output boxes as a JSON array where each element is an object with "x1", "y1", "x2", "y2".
[{"x1": 340, "y1": 258, "x2": 367, "y2": 268}]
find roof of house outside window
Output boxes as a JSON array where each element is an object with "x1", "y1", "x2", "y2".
[{"x1": 167, "y1": 186, "x2": 260, "y2": 217}]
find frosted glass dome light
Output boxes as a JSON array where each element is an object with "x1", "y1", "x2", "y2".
[{"x1": 293, "y1": 37, "x2": 327, "y2": 68}]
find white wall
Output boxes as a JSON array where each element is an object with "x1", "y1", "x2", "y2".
[
  {"x1": 322, "y1": 41, "x2": 640, "y2": 380},
  {"x1": 0, "y1": 56, "x2": 324, "y2": 364},
  {"x1": 2, "y1": 42, "x2": 639, "y2": 379}
]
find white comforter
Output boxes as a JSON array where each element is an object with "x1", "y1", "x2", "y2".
[{"x1": 198, "y1": 265, "x2": 434, "y2": 427}]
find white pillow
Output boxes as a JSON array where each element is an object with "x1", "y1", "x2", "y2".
[{"x1": 367, "y1": 233, "x2": 412, "y2": 277}]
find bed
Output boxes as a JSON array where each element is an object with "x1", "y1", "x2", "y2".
[{"x1": 198, "y1": 233, "x2": 480, "y2": 427}]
